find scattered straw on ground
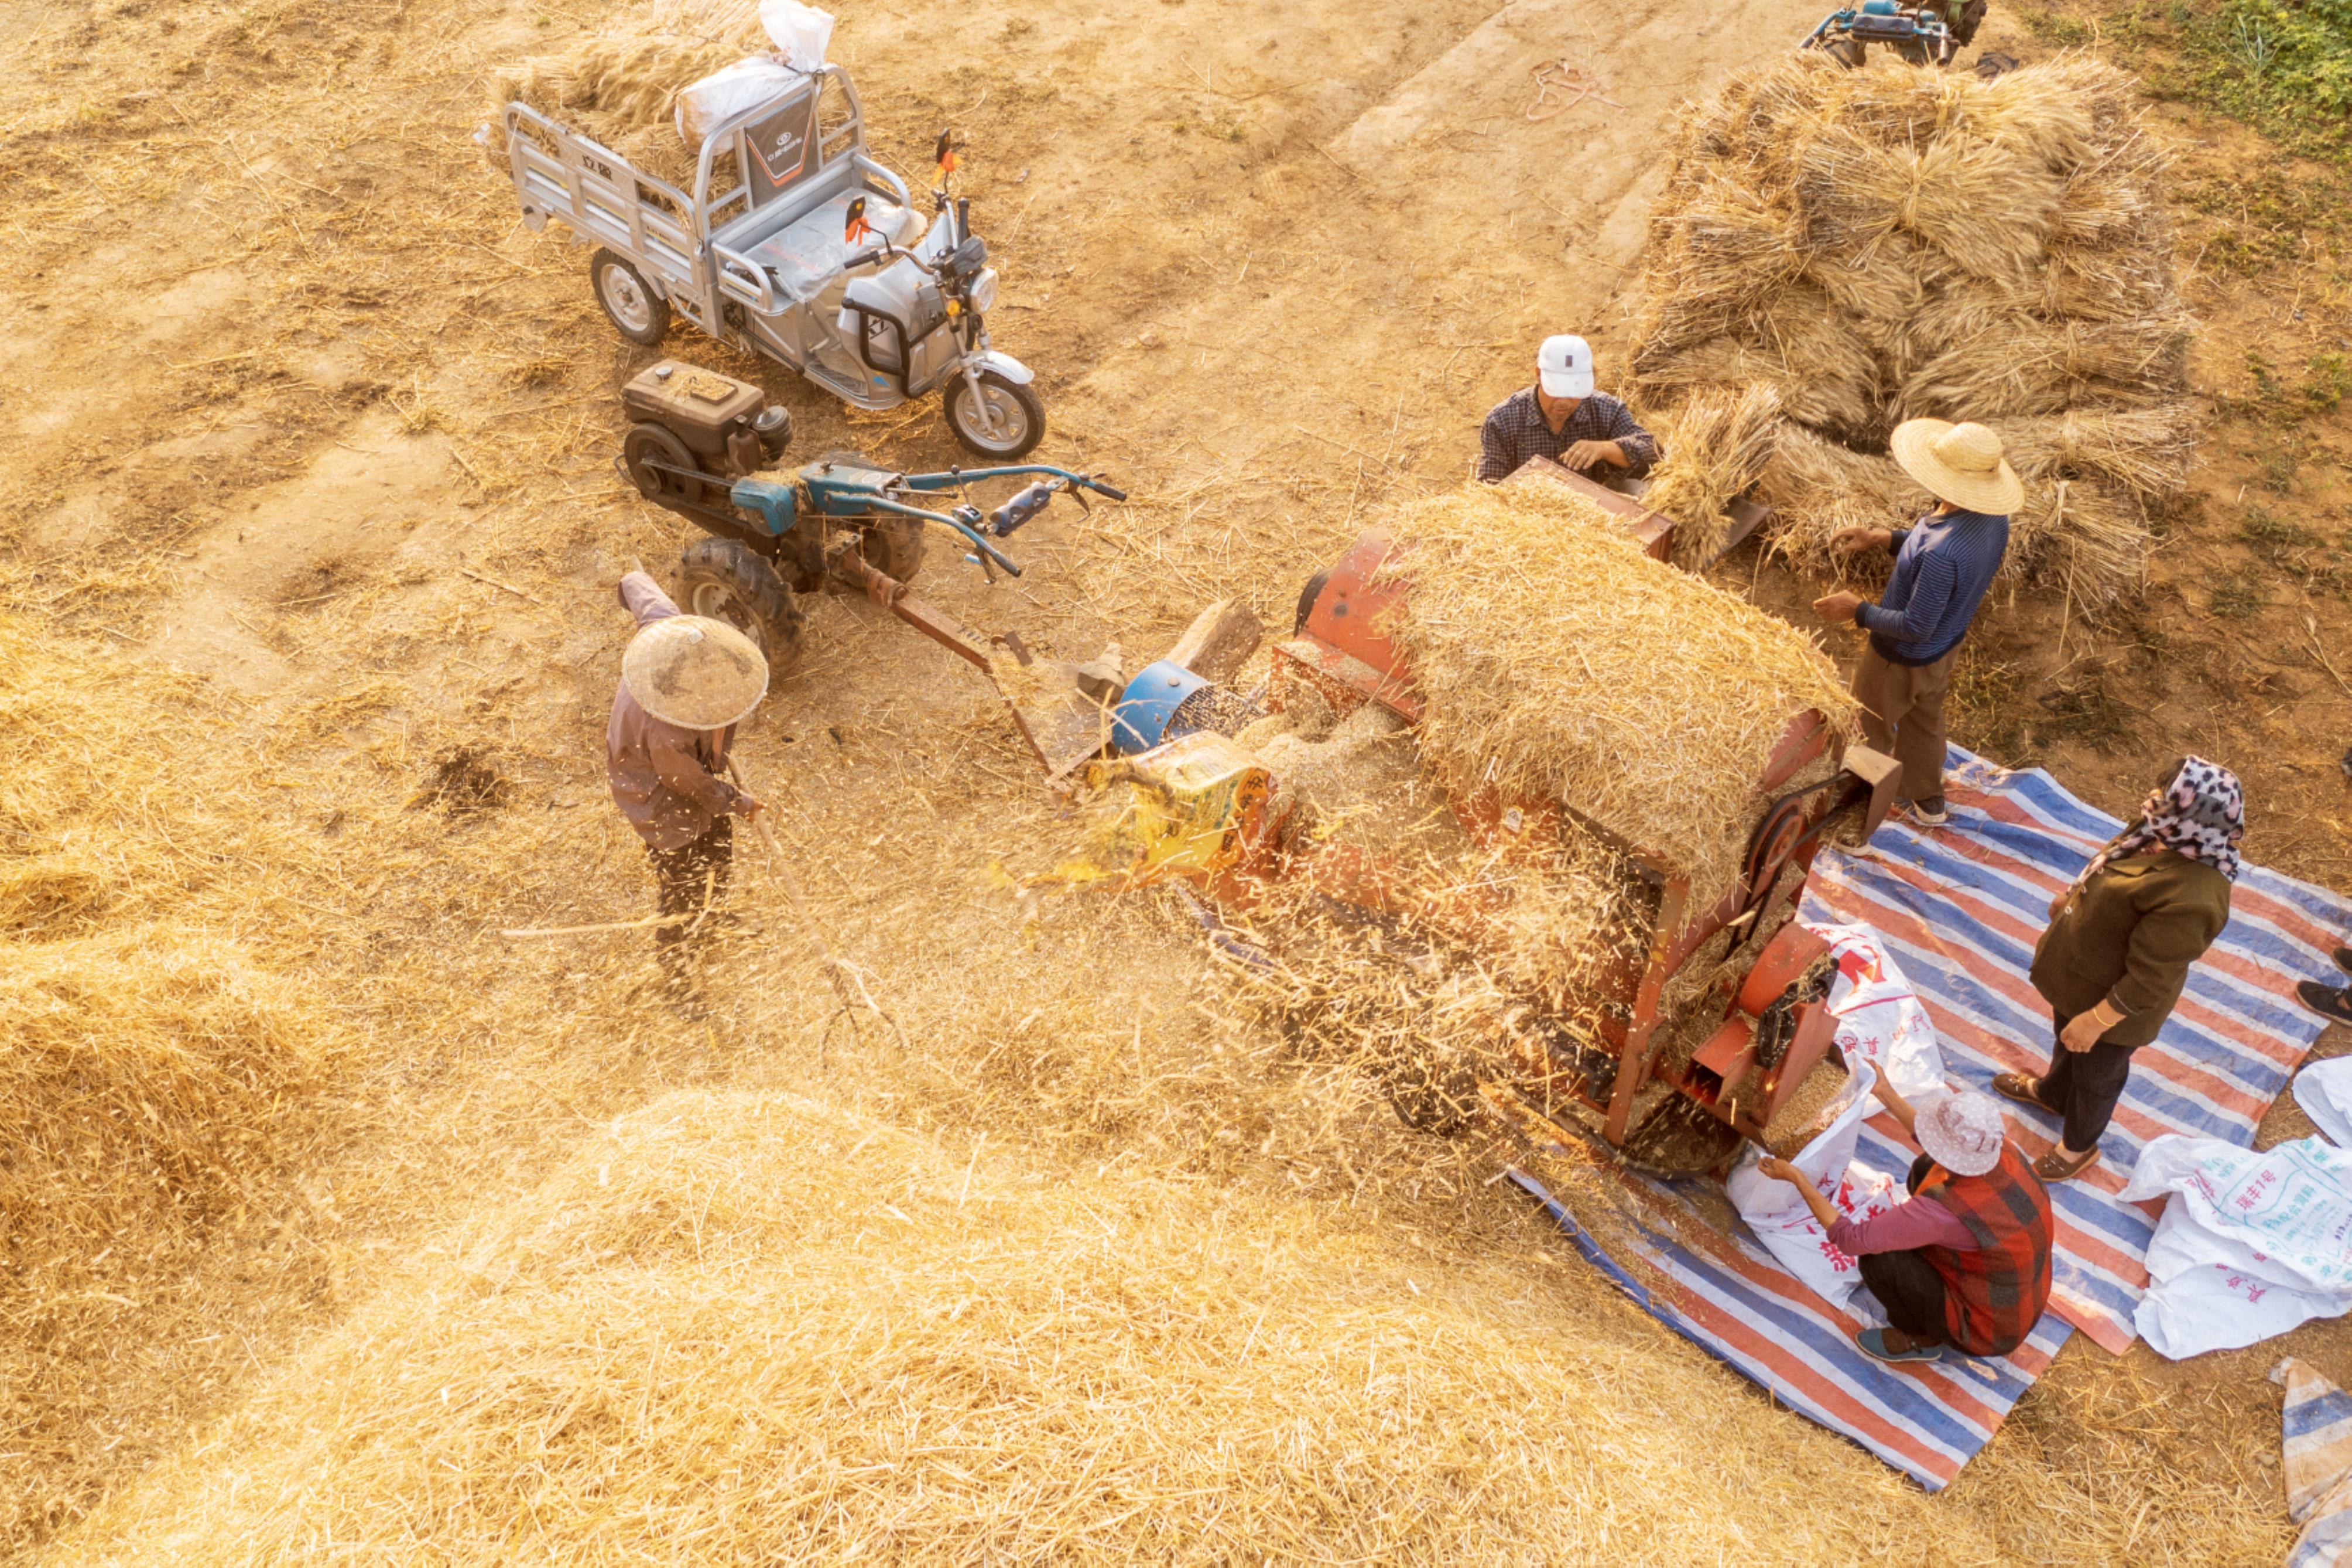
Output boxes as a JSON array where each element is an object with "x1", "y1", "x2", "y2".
[
  {"x1": 1629, "y1": 52, "x2": 2194, "y2": 607},
  {"x1": 0, "y1": 614, "x2": 355, "y2": 1542},
  {"x1": 1374, "y1": 481, "x2": 1858, "y2": 903}
]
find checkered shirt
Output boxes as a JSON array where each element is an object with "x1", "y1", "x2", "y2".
[{"x1": 1475, "y1": 387, "x2": 1661, "y2": 484}]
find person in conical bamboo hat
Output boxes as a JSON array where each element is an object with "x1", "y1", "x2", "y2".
[
  {"x1": 1813, "y1": 418, "x2": 2021, "y2": 829},
  {"x1": 607, "y1": 569, "x2": 769, "y2": 981}
]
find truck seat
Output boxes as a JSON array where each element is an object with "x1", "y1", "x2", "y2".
[{"x1": 745, "y1": 193, "x2": 924, "y2": 306}]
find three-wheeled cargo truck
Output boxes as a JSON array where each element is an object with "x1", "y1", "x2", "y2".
[{"x1": 495, "y1": 63, "x2": 1045, "y2": 457}]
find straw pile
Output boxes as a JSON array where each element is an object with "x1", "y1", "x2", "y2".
[
  {"x1": 484, "y1": 1, "x2": 765, "y2": 187},
  {"x1": 1629, "y1": 53, "x2": 2196, "y2": 607},
  {"x1": 0, "y1": 614, "x2": 343, "y2": 1259},
  {"x1": 1214, "y1": 695, "x2": 1646, "y2": 1118},
  {"x1": 1, "y1": 929, "x2": 335, "y2": 1255},
  {"x1": 0, "y1": 613, "x2": 350, "y2": 1541},
  {"x1": 49, "y1": 1087, "x2": 1928, "y2": 1564},
  {"x1": 1375, "y1": 482, "x2": 1858, "y2": 905}
]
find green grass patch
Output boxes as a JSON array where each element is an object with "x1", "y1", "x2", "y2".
[
  {"x1": 2240, "y1": 502, "x2": 2323, "y2": 555},
  {"x1": 2176, "y1": 0, "x2": 2352, "y2": 158},
  {"x1": 2223, "y1": 350, "x2": 2352, "y2": 423},
  {"x1": 2210, "y1": 571, "x2": 2271, "y2": 615}
]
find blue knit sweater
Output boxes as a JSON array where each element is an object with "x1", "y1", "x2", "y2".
[{"x1": 1855, "y1": 509, "x2": 2011, "y2": 666}]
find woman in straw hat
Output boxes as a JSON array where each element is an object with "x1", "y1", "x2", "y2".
[
  {"x1": 607, "y1": 570, "x2": 771, "y2": 983},
  {"x1": 1813, "y1": 419, "x2": 2021, "y2": 828},
  {"x1": 1993, "y1": 756, "x2": 2243, "y2": 1183},
  {"x1": 1761, "y1": 1076, "x2": 2053, "y2": 1365}
]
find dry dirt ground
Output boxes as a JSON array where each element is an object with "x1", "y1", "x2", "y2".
[{"x1": 6, "y1": 0, "x2": 2352, "y2": 1559}]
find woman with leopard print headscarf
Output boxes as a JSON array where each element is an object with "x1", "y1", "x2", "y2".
[{"x1": 1992, "y1": 758, "x2": 2244, "y2": 1182}]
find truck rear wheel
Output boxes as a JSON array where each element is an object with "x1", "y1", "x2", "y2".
[
  {"x1": 591, "y1": 248, "x2": 670, "y2": 346},
  {"x1": 678, "y1": 537, "x2": 804, "y2": 677}
]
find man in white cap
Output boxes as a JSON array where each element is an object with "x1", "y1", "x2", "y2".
[
  {"x1": 1812, "y1": 417, "x2": 2021, "y2": 827},
  {"x1": 1759, "y1": 1075, "x2": 2052, "y2": 1365},
  {"x1": 608, "y1": 570, "x2": 771, "y2": 980},
  {"x1": 1475, "y1": 334, "x2": 1661, "y2": 487}
]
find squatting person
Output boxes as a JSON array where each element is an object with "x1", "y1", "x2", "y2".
[
  {"x1": 1994, "y1": 757, "x2": 2244, "y2": 1182},
  {"x1": 1811, "y1": 418, "x2": 2018, "y2": 828},
  {"x1": 1760, "y1": 1079, "x2": 2053, "y2": 1365},
  {"x1": 1475, "y1": 334, "x2": 1661, "y2": 487},
  {"x1": 607, "y1": 569, "x2": 770, "y2": 984}
]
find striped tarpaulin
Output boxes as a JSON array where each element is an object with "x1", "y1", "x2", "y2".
[{"x1": 1523, "y1": 752, "x2": 2352, "y2": 1489}]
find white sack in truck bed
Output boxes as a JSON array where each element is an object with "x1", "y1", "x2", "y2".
[{"x1": 675, "y1": 57, "x2": 803, "y2": 150}]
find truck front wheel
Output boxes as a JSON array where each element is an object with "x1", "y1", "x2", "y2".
[{"x1": 944, "y1": 369, "x2": 1044, "y2": 460}]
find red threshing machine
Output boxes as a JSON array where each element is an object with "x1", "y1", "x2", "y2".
[{"x1": 1100, "y1": 461, "x2": 1902, "y2": 1170}]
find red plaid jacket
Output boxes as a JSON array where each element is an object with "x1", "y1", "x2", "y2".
[{"x1": 1916, "y1": 1144, "x2": 2055, "y2": 1357}]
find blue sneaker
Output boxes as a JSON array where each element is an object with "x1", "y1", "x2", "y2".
[{"x1": 1854, "y1": 1327, "x2": 1943, "y2": 1364}]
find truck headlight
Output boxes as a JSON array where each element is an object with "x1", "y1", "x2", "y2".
[{"x1": 967, "y1": 266, "x2": 999, "y2": 314}]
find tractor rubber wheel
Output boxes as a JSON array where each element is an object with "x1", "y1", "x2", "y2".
[
  {"x1": 944, "y1": 369, "x2": 1045, "y2": 460},
  {"x1": 857, "y1": 515, "x2": 927, "y2": 583},
  {"x1": 677, "y1": 537, "x2": 804, "y2": 676},
  {"x1": 591, "y1": 248, "x2": 670, "y2": 346},
  {"x1": 624, "y1": 422, "x2": 705, "y2": 506},
  {"x1": 807, "y1": 449, "x2": 927, "y2": 589}
]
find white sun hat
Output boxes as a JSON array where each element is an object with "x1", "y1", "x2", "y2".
[
  {"x1": 1536, "y1": 334, "x2": 1596, "y2": 400},
  {"x1": 1913, "y1": 1090, "x2": 2008, "y2": 1177},
  {"x1": 621, "y1": 615, "x2": 770, "y2": 730},
  {"x1": 1891, "y1": 418, "x2": 2026, "y2": 515}
]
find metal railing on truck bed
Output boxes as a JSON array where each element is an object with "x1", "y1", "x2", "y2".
[{"x1": 503, "y1": 102, "x2": 701, "y2": 294}]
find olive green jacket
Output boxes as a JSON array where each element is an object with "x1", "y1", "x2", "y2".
[{"x1": 2029, "y1": 850, "x2": 2234, "y2": 1050}]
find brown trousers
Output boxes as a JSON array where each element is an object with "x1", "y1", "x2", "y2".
[{"x1": 1851, "y1": 643, "x2": 1956, "y2": 803}]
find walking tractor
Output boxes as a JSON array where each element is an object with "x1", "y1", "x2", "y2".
[
  {"x1": 498, "y1": 60, "x2": 1046, "y2": 457},
  {"x1": 614, "y1": 356, "x2": 1128, "y2": 768}
]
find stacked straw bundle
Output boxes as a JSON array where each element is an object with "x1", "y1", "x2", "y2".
[
  {"x1": 1375, "y1": 481, "x2": 1858, "y2": 905},
  {"x1": 1629, "y1": 53, "x2": 2196, "y2": 605},
  {"x1": 484, "y1": 1, "x2": 766, "y2": 187}
]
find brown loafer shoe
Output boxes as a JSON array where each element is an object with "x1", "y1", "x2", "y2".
[
  {"x1": 1991, "y1": 1072, "x2": 2056, "y2": 1114},
  {"x1": 2033, "y1": 1145, "x2": 2100, "y2": 1183}
]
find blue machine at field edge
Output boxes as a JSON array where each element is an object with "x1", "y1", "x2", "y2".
[{"x1": 1800, "y1": 0, "x2": 1973, "y2": 66}]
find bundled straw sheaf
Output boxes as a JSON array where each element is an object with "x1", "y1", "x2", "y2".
[
  {"x1": 1375, "y1": 482, "x2": 1858, "y2": 903},
  {"x1": 1644, "y1": 382, "x2": 1783, "y2": 567},
  {"x1": 1629, "y1": 52, "x2": 2194, "y2": 608}
]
